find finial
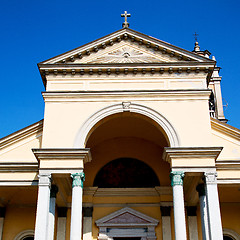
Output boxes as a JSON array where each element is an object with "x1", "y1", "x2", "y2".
[
  {"x1": 121, "y1": 11, "x2": 131, "y2": 28},
  {"x1": 212, "y1": 56, "x2": 216, "y2": 61},
  {"x1": 193, "y1": 32, "x2": 200, "y2": 52}
]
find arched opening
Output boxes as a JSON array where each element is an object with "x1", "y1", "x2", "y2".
[
  {"x1": 93, "y1": 158, "x2": 160, "y2": 188},
  {"x1": 14, "y1": 230, "x2": 34, "y2": 240},
  {"x1": 224, "y1": 236, "x2": 234, "y2": 240},
  {"x1": 74, "y1": 103, "x2": 179, "y2": 148},
  {"x1": 84, "y1": 112, "x2": 171, "y2": 187}
]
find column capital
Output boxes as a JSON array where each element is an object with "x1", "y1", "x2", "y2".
[
  {"x1": 50, "y1": 185, "x2": 59, "y2": 198},
  {"x1": 71, "y1": 172, "x2": 85, "y2": 188},
  {"x1": 83, "y1": 207, "x2": 93, "y2": 217},
  {"x1": 196, "y1": 183, "x2": 206, "y2": 196},
  {"x1": 160, "y1": 206, "x2": 171, "y2": 216},
  {"x1": 170, "y1": 171, "x2": 185, "y2": 186},
  {"x1": 204, "y1": 172, "x2": 217, "y2": 184},
  {"x1": 186, "y1": 206, "x2": 197, "y2": 216},
  {"x1": 38, "y1": 174, "x2": 51, "y2": 187}
]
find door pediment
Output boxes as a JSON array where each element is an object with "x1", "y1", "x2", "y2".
[{"x1": 96, "y1": 207, "x2": 158, "y2": 227}]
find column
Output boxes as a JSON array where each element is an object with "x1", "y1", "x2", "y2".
[
  {"x1": 83, "y1": 207, "x2": 93, "y2": 240},
  {"x1": 34, "y1": 174, "x2": 51, "y2": 240},
  {"x1": 160, "y1": 206, "x2": 172, "y2": 240},
  {"x1": 70, "y1": 172, "x2": 85, "y2": 240},
  {"x1": 196, "y1": 184, "x2": 210, "y2": 240},
  {"x1": 186, "y1": 207, "x2": 198, "y2": 240},
  {"x1": 48, "y1": 185, "x2": 58, "y2": 240},
  {"x1": 204, "y1": 172, "x2": 223, "y2": 240},
  {"x1": 57, "y1": 208, "x2": 68, "y2": 240},
  {"x1": 0, "y1": 208, "x2": 6, "y2": 240},
  {"x1": 170, "y1": 171, "x2": 187, "y2": 240}
]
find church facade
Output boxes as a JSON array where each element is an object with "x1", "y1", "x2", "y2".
[{"x1": 0, "y1": 18, "x2": 240, "y2": 240}]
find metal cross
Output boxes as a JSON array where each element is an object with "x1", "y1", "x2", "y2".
[
  {"x1": 121, "y1": 11, "x2": 131, "y2": 28},
  {"x1": 194, "y1": 32, "x2": 199, "y2": 42}
]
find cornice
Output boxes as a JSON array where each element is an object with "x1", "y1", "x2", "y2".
[
  {"x1": 216, "y1": 160, "x2": 240, "y2": 170},
  {"x1": 39, "y1": 62, "x2": 214, "y2": 78},
  {"x1": 211, "y1": 118, "x2": 240, "y2": 141},
  {"x1": 40, "y1": 28, "x2": 212, "y2": 65},
  {"x1": 83, "y1": 186, "x2": 172, "y2": 197},
  {"x1": 39, "y1": 62, "x2": 214, "y2": 88},
  {"x1": 0, "y1": 120, "x2": 43, "y2": 150},
  {"x1": 32, "y1": 148, "x2": 92, "y2": 163},
  {"x1": 38, "y1": 28, "x2": 215, "y2": 87},
  {"x1": 42, "y1": 89, "x2": 212, "y2": 102},
  {"x1": 0, "y1": 162, "x2": 38, "y2": 172},
  {"x1": 163, "y1": 147, "x2": 223, "y2": 163}
]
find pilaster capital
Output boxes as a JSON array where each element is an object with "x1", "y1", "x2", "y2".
[
  {"x1": 170, "y1": 171, "x2": 185, "y2": 187},
  {"x1": 204, "y1": 172, "x2": 217, "y2": 184},
  {"x1": 71, "y1": 172, "x2": 85, "y2": 188},
  {"x1": 38, "y1": 174, "x2": 51, "y2": 187},
  {"x1": 83, "y1": 207, "x2": 93, "y2": 217},
  {"x1": 196, "y1": 183, "x2": 206, "y2": 196},
  {"x1": 160, "y1": 206, "x2": 171, "y2": 216},
  {"x1": 50, "y1": 185, "x2": 59, "y2": 198}
]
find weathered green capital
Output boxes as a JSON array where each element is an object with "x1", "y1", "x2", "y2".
[
  {"x1": 170, "y1": 171, "x2": 185, "y2": 186},
  {"x1": 71, "y1": 172, "x2": 85, "y2": 188}
]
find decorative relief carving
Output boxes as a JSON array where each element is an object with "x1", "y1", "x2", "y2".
[
  {"x1": 38, "y1": 174, "x2": 51, "y2": 187},
  {"x1": 122, "y1": 101, "x2": 131, "y2": 111},
  {"x1": 71, "y1": 172, "x2": 85, "y2": 188},
  {"x1": 88, "y1": 47, "x2": 161, "y2": 63},
  {"x1": 170, "y1": 171, "x2": 185, "y2": 186},
  {"x1": 105, "y1": 213, "x2": 149, "y2": 224},
  {"x1": 204, "y1": 172, "x2": 217, "y2": 184}
]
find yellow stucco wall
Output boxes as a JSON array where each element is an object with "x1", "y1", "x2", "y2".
[{"x1": 2, "y1": 206, "x2": 36, "y2": 240}]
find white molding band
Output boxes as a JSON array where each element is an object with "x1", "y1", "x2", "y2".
[{"x1": 74, "y1": 103, "x2": 179, "y2": 148}]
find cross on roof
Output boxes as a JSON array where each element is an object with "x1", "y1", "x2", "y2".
[
  {"x1": 194, "y1": 32, "x2": 199, "y2": 42},
  {"x1": 121, "y1": 11, "x2": 131, "y2": 28}
]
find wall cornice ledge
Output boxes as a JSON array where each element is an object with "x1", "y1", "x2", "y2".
[
  {"x1": 163, "y1": 147, "x2": 223, "y2": 168},
  {"x1": 211, "y1": 117, "x2": 240, "y2": 141},
  {"x1": 32, "y1": 148, "x2": 92, "y2": 165},
  {"x1": 42, "y1": 89, "x2": 211, "y2": 102}
]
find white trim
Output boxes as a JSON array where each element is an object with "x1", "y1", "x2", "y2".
[
  {"x1": 223, "y1": 228, "x2": 240, "y2": 240},
  {"x1": 74, "y1": 103, "x2": 179, "y2": 148},
  {"x1": 14, "y1": 230, "x2": 34, "y2": 240},
  {"x1": 0, "y1": 181, "x2": 38, "y2": 186}
]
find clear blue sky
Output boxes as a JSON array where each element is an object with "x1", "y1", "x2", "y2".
[{"x1": 0, "y1": 0, "x2": 240, "y2": 138}]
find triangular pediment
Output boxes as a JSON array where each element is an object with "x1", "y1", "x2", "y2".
[
  {"x1": 96, "y1": 207, "x2": 158, "y2": 227},
  {"x1": 40, "y1": 28, "x2": 213, "y2": 65},
  {"x1": 79, "y1": 42, "x2": 178, "y2": 64}
]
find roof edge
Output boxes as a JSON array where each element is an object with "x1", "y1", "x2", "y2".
[
  {"x1": 211, "y1": 117, "x2": 240, "y2": 141},
  {"x1": 0, "y1": 119, "x2": 43, "y2": 150}
]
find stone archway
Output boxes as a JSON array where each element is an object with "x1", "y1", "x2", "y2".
[{"x1": 74, "y1": 102, "x2": 179, "y2": 148}]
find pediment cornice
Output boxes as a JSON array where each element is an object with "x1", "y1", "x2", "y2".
[
  {"x1": 40, "y1": 28, "x2": 213, "y2": 65},
  {"x1": 38, "y1": 28, "x2": 216, "y2": 87},
  {"x1": 39, "y1": 61, "x2": 215, "y2": 86}
]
